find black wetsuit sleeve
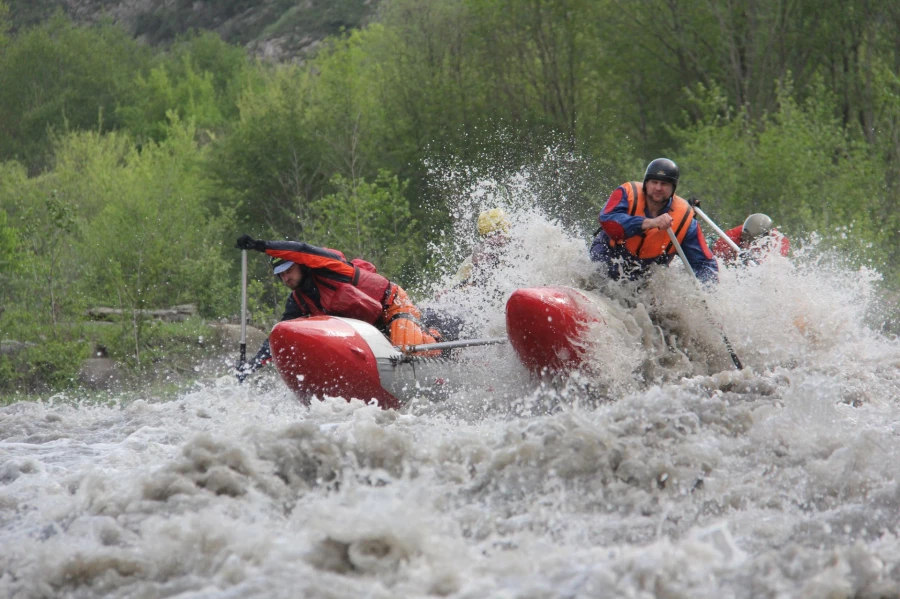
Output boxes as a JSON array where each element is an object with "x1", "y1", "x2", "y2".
[
  {"x1": 249, "y1": 339, "x2": 272, "y2": 369},
  {"x1": 242, "y1": 293, "x2": 306, "y2": 378}
]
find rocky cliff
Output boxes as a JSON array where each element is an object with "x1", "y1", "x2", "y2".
[{"x1": 6, "y1": 0, "x2": 380, "y2": 62}]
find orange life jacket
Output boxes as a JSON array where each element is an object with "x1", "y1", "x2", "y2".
[{"x1": 611, "y1": 181, "x2": 695, "y2": 259}]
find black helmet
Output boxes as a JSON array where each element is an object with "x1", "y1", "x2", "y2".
[{"x1": 643, "y1": 158, "x2": 679, "y2": 193}]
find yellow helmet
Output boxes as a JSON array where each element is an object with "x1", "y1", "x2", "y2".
[{"x1": 477, "y1": 208, "x2": 510, "y2": 237}]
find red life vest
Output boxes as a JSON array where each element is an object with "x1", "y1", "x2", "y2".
[
  {"x1": 265, "y1": 243, "x2": 392, "y2": 324},
  {"x1": 610, "y1": 181, "x2": 694, "y2": 259},
  {"x1": 292, "y1": 265, "x2": 392, "y2": 324}
]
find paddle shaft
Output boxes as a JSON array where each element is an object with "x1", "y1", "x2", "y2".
[
  {"x1": 666, "y1": 229, "x2": 743, "y2": 370},
  {"x1": 693, "y1": 206, "x2": 741, "y2": 253},
  {"x1": 403, "y1": 336, "x2": 508, "y2": 353},
  {"x1": 239, "y1": 249, "x2": 248, "y2": 366}
]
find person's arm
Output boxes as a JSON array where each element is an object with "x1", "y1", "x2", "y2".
[
  {"x1": 236, "y1": 339, "x2": 272, "y2": 383},
  {"x1": 727, "y1": 226, "x2": 744, "y2": 248},
  {"x1": 598, "y1": 186, "x2": 648, "y2": 241},
  {"x1": 711, "y1": 225, "x2": 743, "y2": 262},
  {"x1": 264, "y1": 240, "x2": 355, "y2": 279},
  {"x1": 772, "y1": 229, "x2": 791, "y2": 256},
  {"x1": 235, "y1": 236, "x2": 356, "y2": 279},
  {"x1": 711, "y1": 237, "x2": 735, "y2": 261},
  {"x1": 679, "y1": 221, "x2": 719, "y2": 283}
]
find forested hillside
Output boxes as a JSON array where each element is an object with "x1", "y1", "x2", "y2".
[{"x1": 1, "y1": 0, "x2": 899, "y2": 393}]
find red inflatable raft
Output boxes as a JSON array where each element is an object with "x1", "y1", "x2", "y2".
[
  {"x1": 268, "y1": 316, "x2": 489, "y2": 409},
  {"x1": 266, "y1": 286, "x2": 606, "y2": 406},
  {"x1": 505, "y1": 286, "x2": 607, "y2": 376}
]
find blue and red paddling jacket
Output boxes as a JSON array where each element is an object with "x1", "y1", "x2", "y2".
[{"x1": 590, "y1": 181, "x2": 718, "y2": 283}]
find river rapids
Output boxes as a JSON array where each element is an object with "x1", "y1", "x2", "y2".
[{"x1": 3, "y1": 192, "x2": 900, "y2": 598}]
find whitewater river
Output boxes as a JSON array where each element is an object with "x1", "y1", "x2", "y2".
[{"x1": 4, "y1": 206, "x2": 900, "y2": 598}]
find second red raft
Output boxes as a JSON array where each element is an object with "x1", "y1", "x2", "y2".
[{"x1": 505, "y1": 286, "x2": 607, "y2": 376}]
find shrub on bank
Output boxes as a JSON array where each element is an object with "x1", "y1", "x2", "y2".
[
  {"x1": 0, "y1": 339, "x2": 90, "y2": 394},
  {"x1": 0, "y1": 317, "x2": 234, "y2": 399}
]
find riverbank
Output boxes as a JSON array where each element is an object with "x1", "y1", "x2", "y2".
[{"x1": 0, "y1": 318, "x2": 269, "y2": 406}]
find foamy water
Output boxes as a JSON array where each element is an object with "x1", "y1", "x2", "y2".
[{"x1": 4, "y1": 194, "x2": 900, "y2": 598}]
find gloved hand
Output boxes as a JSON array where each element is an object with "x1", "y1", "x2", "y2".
[
  {"x1": 688, "y1": 197, "x2": 702, "y2": 208},
  {"x1": 235, "y1": 235, "x2": 266, "y2": 252}
]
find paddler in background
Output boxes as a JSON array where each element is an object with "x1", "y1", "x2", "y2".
[
  {"x1": 452, "y1": 208, "x2": 512, "y2": 288},
  {"x1": 234, "y1": 235, "x2": 442, "y2": 382},
  {"x1": 710, "y1": 212, "x2": 791, "y2": 264},
  {"x1": 424, "y1": 207, "x2": 512, "y2": 340},
  {"x1": 589, "y1": 158, "x2": 719, "y2": 283}
]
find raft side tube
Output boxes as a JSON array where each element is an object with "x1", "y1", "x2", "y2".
[
  {"x1": 505, "y1": 286, "x2": 606, "y2": 376},
  {"x1": 269, "y1": 316, "x2": 402, "y2": 409}
]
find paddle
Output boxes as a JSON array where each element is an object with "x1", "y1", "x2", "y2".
[
  {"x1": 238, "y1": 249, "x2": 248, "y2": 375},
  {"x1": 690, "y1": 203, "x2": 741, "y2": 254},
  {"x1": 666, "y1": 229, "x2": 743, "y2": 370},
  {"x1": 398, "y1": 336, "x2": 508, "y2": 361}
]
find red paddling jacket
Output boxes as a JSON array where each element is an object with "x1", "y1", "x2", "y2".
[
  {"x1": 265, "y1": 241, "x2": 391, "y2": 324},
  {"x1": 246, "y1": 241, "x2": 393, "y2": 369},
  {"x1": 712, "y1": 225, "x2": 791, "y2": 262},
  {"x1": 246, "y1": 240, "x2": 439, "y2": 370}
]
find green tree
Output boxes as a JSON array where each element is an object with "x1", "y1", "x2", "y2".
[
  {"x1": 0, "y1": 1, "x2": 9, "y2": 45},
  {"x1": 118, "y1": 31, "x2": 255, "y2": 142},
  {"x1": 309, "y1": 0, "x2": 634, "y2": 228},
  {"x1": 0, "y1": 157, "x2": 83, "y2": 334},
  {"x1": 0, "y1": 13, "x2": 150, "y2": 171},
  {"x1": 210, "y1": 65, "x2": 326, "y2": 237},
  {"x1": 73, "y1": 118, "x2": 234, "y2": 367},
  {"x1": 306, "y1": 28, "x2": 392, "y2": 182},
  {"x1": 464, "y1": 0, "x2": 610, "y2": 145},
  {"x1": 43, "y1": 128, "x2": 136, "y2": 221},
  {"x1": 306, "y1": 170, "x2": 419, "y2": 279},
  {"x1": 22, "y1": 189, "x2": 79, "y2": 329},
  {"x1": 0, "y1": 207, "x2": 17, "y2": 277},
  {"x1": 675, "y1": 79, "x2": 892, "y2": 276},
  {"x1": 118, "y1": 60, "x2": 223, "y2": 142}
]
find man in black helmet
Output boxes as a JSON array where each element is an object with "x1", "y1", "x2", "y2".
[{"x1": 590, "y1": 158, "x2": 718, "y2": 283}]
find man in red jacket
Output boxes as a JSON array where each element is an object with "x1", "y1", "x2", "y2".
[
  {"x1": 234, "y1": 235, "x2": 440, "y2": 382},
  {"x1": 712, "y1": 213, "x2": 790, "y2": 263}
]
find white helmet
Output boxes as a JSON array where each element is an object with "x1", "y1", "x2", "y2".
[{"x1": 742, "y1": 213, "x2": 773, "y2": 243}]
